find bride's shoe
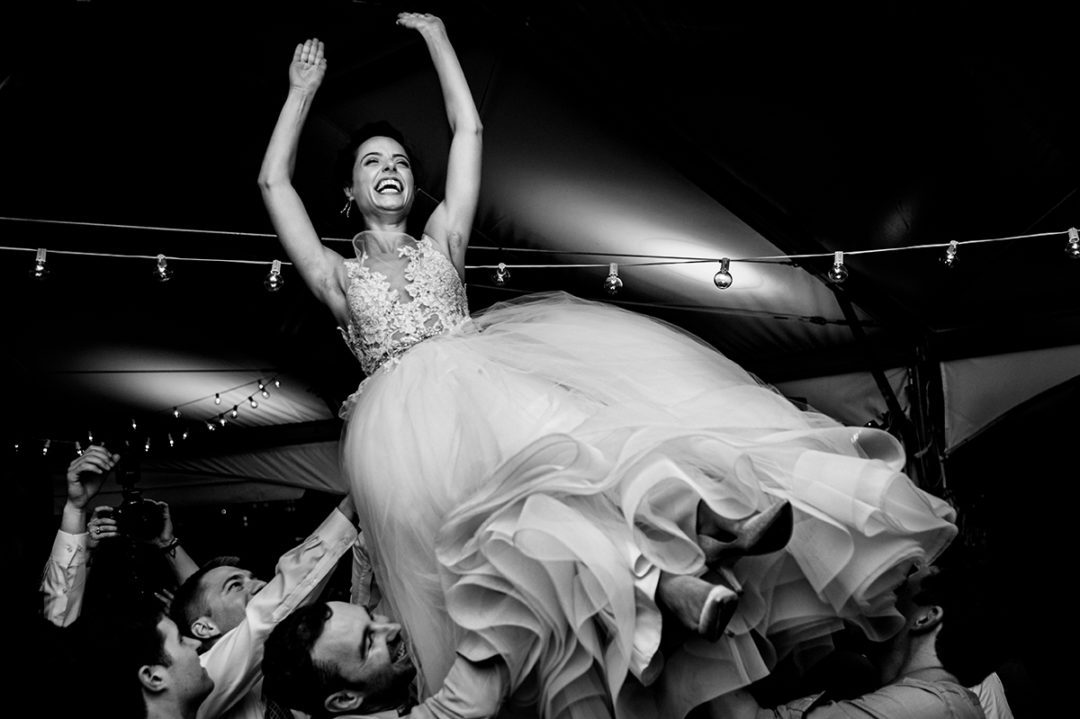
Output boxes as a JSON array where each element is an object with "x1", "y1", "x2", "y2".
[
  {"x1": 698, "y1": 500, "x2": 793, "y2": 567},
  {"x1": 656, "y1": 573, "x2": 739, "y2": 642}
]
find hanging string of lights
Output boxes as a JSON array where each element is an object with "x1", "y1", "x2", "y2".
[
  {"x1": 2, "y1": 217, "x2": 1077, "y2": 298},
  {"x1": 14, "y1": 374, "x2": 285, "y2": 460}
]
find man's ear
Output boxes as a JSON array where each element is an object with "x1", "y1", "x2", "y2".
[
  {"x1": 138, "y1": 664, "x2": 168, "y2": 694},
  {"x1": 325, "y1": 688, "x2": 365, "y2": 714},
  {"x1": 911, "y1": 605, "x2": 944, "y2": 634},
  {"x1": 191, "y1": 616, "x2": 221, "y2": 641}
]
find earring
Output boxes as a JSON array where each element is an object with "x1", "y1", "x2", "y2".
[{"x1": 340, "y1": 199, "x2": 353, "y2": 219}]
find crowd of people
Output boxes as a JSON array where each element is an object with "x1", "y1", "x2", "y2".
[{"x1": 22, "y1": 11, "x2": 1042, "y2": 719}]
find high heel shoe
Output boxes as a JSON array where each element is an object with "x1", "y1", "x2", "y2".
[
  {"x1": 698, "y1": 500, "x2": 794, "y2": 567},
  {"x1": 655, "y1": 573, "x2": 739, "y2": 642}
]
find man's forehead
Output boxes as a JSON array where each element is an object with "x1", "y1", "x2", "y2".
[{"x1": 202, "y1": 565, "x2": 249, "y2": 590}]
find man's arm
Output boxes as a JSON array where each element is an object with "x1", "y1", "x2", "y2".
[
  {"x1": 405, "y1": 654, "x2": 510, "y2": 719},
  {"x1": 40, "y1": 446, "x2": 119, "y2": 626},
  {"x1": 40, "y1": 529, "x2": 89, "y2": 627},
  {"x1": 734, "y1": 680, "x2": 986, "y2": 719},
  {"x1": 196, "y1": 496, "x2": 358, "y2": 719}
]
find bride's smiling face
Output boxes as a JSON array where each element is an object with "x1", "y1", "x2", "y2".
[{"x1": 350, "y1": 136, "x2": 415, "y2": 219}]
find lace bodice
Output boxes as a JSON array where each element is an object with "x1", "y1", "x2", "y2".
[{"x1": 339, "y1": 233, "x2": 469, "y2": 375}]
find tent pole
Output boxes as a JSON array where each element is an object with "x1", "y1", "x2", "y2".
[{"x1": 832, "y1": 291, "x2": 924, "y2": 482}]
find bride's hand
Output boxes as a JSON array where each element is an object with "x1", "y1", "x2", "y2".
[
  {"x1": 289, "y1": 38, "x2": 327, "y2": 93},
  {"x1": 396, "y1": 12, "x2": 446, "y2": 36}
]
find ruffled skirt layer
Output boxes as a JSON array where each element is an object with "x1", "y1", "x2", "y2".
[{"x1": 340, "y1": 291, "x2": 956, "y2": 718}]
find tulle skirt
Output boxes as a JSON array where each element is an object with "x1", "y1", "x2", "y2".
[{"x1": 340, "y1": 291, "x2": 956, "y2": 718}]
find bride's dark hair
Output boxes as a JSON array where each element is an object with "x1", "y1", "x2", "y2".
[{"x1": 334, "y1": 120, "x2": 425, "y2": 192}]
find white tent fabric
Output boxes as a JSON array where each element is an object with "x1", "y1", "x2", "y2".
[
  {"x1": 52, "y1": 440, "x2": 343, "y2": 511},
  {"x1": 773, "y1": 368, "x2": 910, "y2": 428},
  {"x1": 941, "y1": 344, "x2": 1080, "y2": 455}
]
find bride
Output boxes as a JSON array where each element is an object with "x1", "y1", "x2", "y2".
[{"x1": 258, "y1": 12, "x2": 957, "y2": 719}]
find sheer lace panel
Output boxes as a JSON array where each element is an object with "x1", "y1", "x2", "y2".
[{"x1": 339, "y1": 233, "x2": 469, "y2": 375}]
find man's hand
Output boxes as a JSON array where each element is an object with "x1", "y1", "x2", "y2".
[
  {"x1": 86, "y1": 505, "x2": 118, "y2": 549},
  {"x1": 65, "y1": 446, "x2": 119, "y2": 510},
  {"x1": 146, "y1": 499, "x2": 176, "y2": 549}
]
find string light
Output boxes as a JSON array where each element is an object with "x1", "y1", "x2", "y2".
[
  {"x1": 713, "y1": 258, "x2": 733, "y2": 289},
  {"x1": 75, "y1": 442, "x2": 83, "y2": 456},
  {"x1": 214, "y1": 393, "x2": 221, "y2": 405},
  {"x1": 604, "y1": 263, "x2": 623, "y2": 295},
  {"x1": 144, "y1": 437, "x2": 152, "y2": 452},
  {"x1": 942, "y1": 240, "x2": 959, "y2": 268},
  {"x1": 249, "y1": 396, "x2": 259, "y2": 409},
  {"x1": 230, "y1": 406, "x2": 239, "y2": 419},
  {"x1": 258, "y1": 381, "x2": 270, "y2": 399},
  {"x1": 206, "y1": 421, "x2": 216, "y2": 431},
  {"x1": 264, "y1": 259, "x2": 284, "y2": 292},
  {"x1": 131, "y1": 418, "x2": 138, "y2": 431},
  {"x1": 274, "y1": 378, "x2": 281, "y2": 388},
  {"x1": 493, "y1": 262, "x2": 510, "y2": 286},
  {"x1": 172, "y1": 407, "x2": 181, "y2": 419},
  {"x1": 154, "y1": 253, "x2": 173, "y2": 282},
  {"x1": 168, "y1": 433, "x2": 175, "y2": 448},
  {"x1": 30, "y1": 248, "x2": 48, "y2": 280},
  {"x1": 827, "y1": 251, "x2": 849, "y2": 284},
  {"x1": 42, "y1": 439, "x2": 51, "y2": 455},
  {"x1": 3, "y1": 219, "x2": 1077, "y2": 300}
]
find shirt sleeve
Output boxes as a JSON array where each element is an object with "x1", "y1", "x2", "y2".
[
  {"x1": 196, "y1": 507, "x2": 357, "y2": 719},
  {"x1": 764, "y1": 680, "x2": 986, "y2": 719},
  {"x1": 40, "y1": 530, "x2": 89, "y2": 628},
  {"x1": 405, "y1": 655, "x2": 510, "y2": 719}
]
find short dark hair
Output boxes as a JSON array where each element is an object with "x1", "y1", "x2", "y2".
[
  {"x1": 262, "y1": 602, "x2": 342, "y2": 717},
  {"x1": 334, "y1": 120, "x2": 425, "y2": 192},
  {"x1": 912, "y1": 560, "x2": 998, "y2": 685},
  {"x1": 83, "y1": 599, "x2": 170, "y2": 719},
  {"x1": 169, "y1": 555, "x2": 242, "y2": 640}
]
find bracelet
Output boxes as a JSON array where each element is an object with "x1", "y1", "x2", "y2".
[{"x1": 160, "y1": 537, "x2": 181, "y2": 557}]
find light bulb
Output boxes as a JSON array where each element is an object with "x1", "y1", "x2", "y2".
[
  {"x1": 713, "y1": 258, "x2": 733, "y2": 289},
  {"x1": 75, "y1": 442, "x2": 83, "y2": 456},
  {"x1": 181, "y1": 430, "x2": 189, "y2": 441},
  {"x1": 265, "y1": 259, "x2": 284, "y2": 292},
  {"x1": 249, "y1": 397, "x2": 259, "y2": 409},
  {"x1": 206, "y1": 421, "x2": 216, "y2": 431},
  {"x1": 30, "y1": 248, "x2": 49, "y2": 280},
  {"x1": 827, "y1": 251, "x2": 849, "y2": 283},
  {"x1": 604, "y1": 263, "x2": 623, "y2": 295},
  {"x1": 230, "y1": 406, "x2": 239, "y2": 419},
  {"x1": 172, "y1": 407, "x2": 181, "y2": 419},
  {"x1": 493, "y1": 262, "x2": 510, "y2": 286},
  {"x1": 42, "y1": 439, "x2": 51, "y2": 455},
  {"x1": 131, "y1": 419, "x2": 138, "y2": 431},
  {"x1": 168, "y1": 433, "x2": 175, "y2": 448},
  {"x1": 942, "y1": 240, "x2": 959, "y2": 268},
  {"x1": 218, "y1": 416, "x2": 227, "y2": 427},
  {"x1": 274, "y1": 378, "x2": 281, "y2": 388},
  {"x1": 145, "y1": 437, "x2": 152, "y2": 452},
  {"x1": 1066, "y1": 227, "x2": 1080, "y2": 260},
  {"x1": 154, "y1": 254, "x2": 173, "y2": 282},
  {"x1": 214, "y1": 393, "x2": 221, "y2": 405}
]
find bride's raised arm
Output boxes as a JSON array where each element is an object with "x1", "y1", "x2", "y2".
[
  {"x1": 398, "y1": 12, "x2": 483, "y2": 279},
  {"x1": 258, "y1": 37, "x2": 349, "y2": 325}
]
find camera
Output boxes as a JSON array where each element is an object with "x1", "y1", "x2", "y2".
[{"x1": 113, "y1": 453, "x2": 166, "y2": 542}]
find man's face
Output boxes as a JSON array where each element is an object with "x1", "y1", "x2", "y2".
[
  {"x1": 199, "y1": 565, "x2": 267, "y2": 634},
  {"x1": 314, "y1": 602, "x2": 415, "y2": 709},
  {"x1": 158, "y1": 617, "x2": 214, "y2": 705}
]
